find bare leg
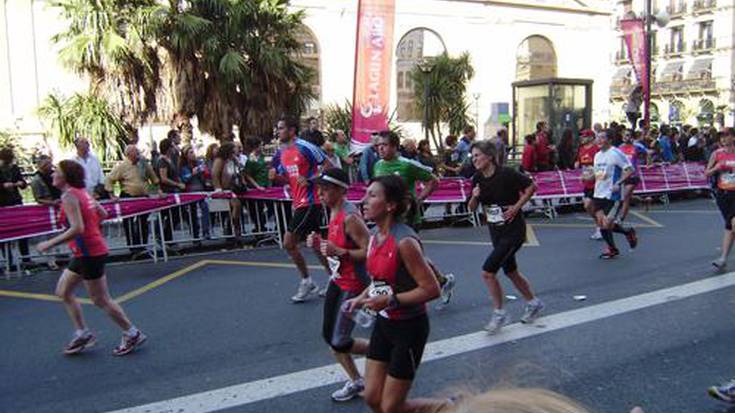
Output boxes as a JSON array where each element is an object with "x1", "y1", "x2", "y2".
[
  {"x1": 230, "y1": 199, "x2": 242, "y2": 238},
  {"x1": 505, "y1": 269, "x2": 535, "y2": 301},
  {"x1": 284, "y1": 232, "x2": 309, "y2": 279},
  {"x1": 381, "y1": 376, "x2": 448, "y2": 413},
  {"x1": 55, "y1": 270, "x2": 87, "y2": 331},
  {"x1": 620, "y1": 184, "x2": 634, "y2": 221},
  {"x1": 721, "y1": 228, "x2": 735, "y2": 261},
  {"x1": 85, "y1": 276, "x2": 133, "y2": 331},
  {"x1": 364, "y1": 360, "x2": 389, "y2": 413},
  {"x1": 481, "y1": 271, "x2": 504, "y2": 310},
  {"x1": 333, "y1": 338, "x2": 369, "y2": 382}
]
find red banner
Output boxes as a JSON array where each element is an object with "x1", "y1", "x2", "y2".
[
  {"x1": 350, "y1": 0, "x2": 396, "y2": 151},
  {"x1": 620, "y1": 19, "x2": 648, "y2": 99}
]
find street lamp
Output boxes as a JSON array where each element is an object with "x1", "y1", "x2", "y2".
[
  {"x1": 642, "y1": 2, "x2": 670, "y2": 129},
  {"x1": 417, "y1": 57, "x2": 435, "y2": 143},
  {"x1": 472, "y1": 92, "x2": 481, "y2": 130}
]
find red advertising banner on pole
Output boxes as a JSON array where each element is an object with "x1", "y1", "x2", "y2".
[
  {"x1": 350, "y1": 0, "x2": 396, "y2": 151},
  {"x1": 620, "y1": 19, "x2": 649, "y2": 99}
]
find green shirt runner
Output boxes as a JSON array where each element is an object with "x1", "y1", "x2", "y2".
[{"x1": 373, "y1": 157, "x2": 435, "y2": 225}]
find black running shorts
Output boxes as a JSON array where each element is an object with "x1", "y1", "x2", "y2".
[
  {"x1": 367, "y1": 314, "x2": 429, "y2": 381},
  {"x1": 483, "y1": 226, "x2": 525, "y2": 274},
  {"x1": 716, "y1": 191, "x2": 735, "y2": 230},
  {"x1": 583, "y1": 188, "x2": 595, "y2": 200},
  {"x1": 622, "y1": 176, "x2": 641, "y2": 188},
  {"x1": 287, "y1": 205, "x2": 324, "y2": 240},
  {"x1": 592, "y1": 198, "x2": 622, "y2": 221},
  {"x1": 322, "y1": 281, "x2": 360, "y2": 353},
  {"x1": 67, "y1": 255, "x2": 108, "y2": 280}
]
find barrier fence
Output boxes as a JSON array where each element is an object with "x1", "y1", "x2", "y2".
[{"x1": 0, "y1": 162, "x2": 710, "y2": 277}]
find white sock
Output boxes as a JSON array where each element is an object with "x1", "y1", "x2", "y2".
[
  {"x1": 75, "y1": 328, "x2": 89, "y2": 337},
  {"x1": 494, "y1": 308, "x2": 506, "y2": 315},
  {"x1": 528, "y1": 298, "x2": 541, "y2": 306},
  {"x1": 302, "y1": 277, "x2": 313, "y2": 284},
  {"x1": 125, "y1": 326, "x2": 139, "y2": 337}
]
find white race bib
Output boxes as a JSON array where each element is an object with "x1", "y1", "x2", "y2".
[
  {"x1": 327, "y1": 256, "x2": 341, "y2": 281},
  {"x1": 484, "y1": 204, "x2": 505, "y2": 225},
  {"x1": 369, "y1": 280, "x2": 394, "y2": 318}
]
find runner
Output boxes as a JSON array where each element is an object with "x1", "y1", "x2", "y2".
[
  {"x1": 270, "y1": 116, "x2": 331, "y2": 302},
  {"x1": 709, "y1": 378, "x2": 735, "y2": 403},
  {"x1": 706, "y1": 127, "x2": 735, "y2": 271},
  {"x1": 575, "y1": 129, "x2": 601, "y2": 240},
  {"x1": 347, "y1": 174, "x2": 447, "y2": 413},
  {"x1": 618, "y1": 129, "x2": 649, "y2": 222},
  {"x1": 592, "y1": 131, "x2": 638, "y2": 259},
  {"x1": 467, "y1": 141, "x2": 544, "y2": 334},
  {"x1": 36, "y1": 160, "x2": 146, "y2": 356},
  {"x1": 373, "y1": 130, "x2": 456, "y2": 308},
  {"x1": 309, "y1": 168, "x2": 371, "y2": 402}
]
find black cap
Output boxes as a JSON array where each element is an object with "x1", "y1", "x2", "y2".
[{"x1": 314, "y1": 168, "x2": 350, "y2": 189}]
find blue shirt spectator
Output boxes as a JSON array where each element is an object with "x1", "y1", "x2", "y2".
[
  {"x1": 358, "y1": 144, "x2": 379, "y2": 183},
  {"x1": 454, "y1": 126, "x2": 476, "y2": 164},
  {"x1": 657, "y1": 134, "x2": 675, "y2": 162}
]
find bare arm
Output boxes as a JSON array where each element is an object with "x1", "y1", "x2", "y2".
[
  {"x1": 504, "y1": 182, "x2": 536, "y2": 222},
  {"x1": 159, "y1": 165, "x2": 184, "y2": 190},
  {"x1": 416, "y1": 175, "x2": 439, "y2": 203},
  {"x1": 323, "y1": 214, "x2": 370, "y2": 261},
  {"x1": 36, "y1": 194, "x2": 84, "y2": 252},
  {"x1": 705, "y1": 151, "x2": 720, "y2": 177},
  {"x1": 212, "y1": 159, "x2": 224, "y2": 190}
]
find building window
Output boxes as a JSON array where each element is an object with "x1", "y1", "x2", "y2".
[
  {"x1": 397, "y1": 71, "x2": 404, "y2": 89},
  {"x1": 670, "y1": 26, "x2": 684, "y2": 52}
]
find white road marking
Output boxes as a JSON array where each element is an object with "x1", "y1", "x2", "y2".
[{"x1": 107, "y1": 272, "x2": 735, "y2": 413}]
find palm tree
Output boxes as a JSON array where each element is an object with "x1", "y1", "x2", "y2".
[{"x1": 412, "y1": 52, "x2": 475, "y2": 149}]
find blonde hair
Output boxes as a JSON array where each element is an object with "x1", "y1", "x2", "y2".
[{"x1": 448, "y1": 388, "x2": 592, "y2": 413}]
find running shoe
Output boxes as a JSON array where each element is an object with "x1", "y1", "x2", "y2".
[
  {"x1": 331, "y1": 378, "x2": 365, "y2": 402},
  {"x1": 318, "y1": 286, "x2": 328, "y2": 297},
  {"x1": 708, "y1": 379, "x2": 735, "y2": 403},
  {"x1": 437, "y1": 273, "x2": 456, "y2": 308},
  {"x1": 712, "y1": 257, "x2": 727, "y2": 272},
  {"x1": 625, "y1": 228, "x2": 638, "y2": 250},
  {"x1": 520, "y1": 299, "x2": 545, "y2": 324},
  {"x1": 599, "y1": 247, "x2": 620, "y2": 260},
  {"x1": 291, "y1": 279, "x2": 319, "y2": 303},
  {"x1": 63, "y1": 331, "x2": 96, "y2": 355},
  {"x1": 590, "y1": 228, "x2": 603, "y2": 240},
  {"x1": 484, "y1": 310, "x2": 508, "y2": 335},
  {"x1": 112, "y1": 331, "x2": 147, "y2": 356}
]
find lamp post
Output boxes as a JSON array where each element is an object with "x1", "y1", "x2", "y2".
[
  {"x1": 642, "y1": 0, "x2": 669, "y2": 130},
  {"x1": 417, "y1": 58, "x2": 435, "y2": 143}
]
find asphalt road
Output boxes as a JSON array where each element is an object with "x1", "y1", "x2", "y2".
[{"x1": 2, "y1": 198, "x2": 734, "y2": 413}]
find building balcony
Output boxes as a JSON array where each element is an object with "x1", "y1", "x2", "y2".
[
  {"x1": 651, "y1": 78, "x2": 717, "y2": 96},
  {"x1": 610, "y1": 82, "x2": 633, "y2": 99},
  {"x1": 666, "y1": 2, "x2": 687, "y2": 19},
  {"x1": 692, "y1": 0, "x2": 716, "y2": 14},
  {"x1": 685, "y1": 78, "x2": 717, "y2": 93},
  {"x1": 664, "y1": 42, "x2": 686, "y2": 57},
  {"x1": 692, "y1": 37, "x2": 716, "y2": 54}
]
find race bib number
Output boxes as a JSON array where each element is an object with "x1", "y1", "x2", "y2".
[
  {"x1": 720, "y1": 172, "x2": 735, "y2": 190},
  {"x1": 327, "y1": 256, "x2": 341, "y2": 281},
  {"x1": 484, "y1": 205, "x2": 505, "y2": 225},
  {"x1": 369, "y1": 280, "x2": 394, "y2": 297},
  {"x1": 581, "y1": 166, "x2": 595, "y2": 182}
]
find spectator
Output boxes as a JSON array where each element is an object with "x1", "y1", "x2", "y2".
[
  {"x1": 557, "y1": 128, "x2": 576, "y2": 170},
  {"x1": 0, "y1": 147, "x2": 30, "y2": 268},
  {"x1": 442, "y1": 135, "x2": 461, "y2": 177},
  {"x1": 301, "y1": 117, "x2": 325, "y2": 147},
  {"x1": 489, "y1": 128, "x2": 509, "y2": 167},
  {"x1": 234, "y1": 140, "x2": 248, "y2": 167},
  {"x1": 30, "y1": 155, "x2": 61, "y2": 206},
  {"x1": 417, "y1": 139, "x2": 436, "y2": 171},
  {"x1": 521, "y1": 134, "x2": 538, "y2": 173},
  {"x1": 243, "y1": 137, "x2": 274, "y2": 234},
  {"x1": 401, "y1": 138, "x2": 419, "y2": 160},
  {"x1": 72, "y1": 137, "x2": 106, "y2": 197},
  {"x1": 535, "y1": 121, "x2": 553, "y2": 171},
  {"x1": 204, "y1": 143, "x2": 219, "y2": 191},
  {"x1": 657, "y1": 124, "x2": 675, "y2": 163},
  {"x1": 322, "y1": 141, "x2": 342, "y2": 170},
  {"x1": 212, "y1": 142, "x2": 245, "y2": 243},
  {"x1": 166, "y1": 129, "x2": 182, "y2": 168},
  {"x1": 670, "y1": 127, "x2": 682, "y2": 161},
  {"x1": 357, "y1": 133, "x2": 380, "y2": 183},
  {"x1": 455, "y1": 126, "x2": 476, "y2": 164},
  {"x1": 332, "y1": 130, "x2": 354, "y2": 173},
  {"x1": 106, "y1": 145, "x2": 160, "y2": 255},
  {"x1": 179, "y1": 145, "x2": 211, "y2": 242},
  {"x1": 156, "y1": 138, "x2": 185, "y2": 246}
]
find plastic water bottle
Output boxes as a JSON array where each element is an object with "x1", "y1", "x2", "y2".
[{"x1": 340, "y1": 302, "x2": 375, "y2": 328}]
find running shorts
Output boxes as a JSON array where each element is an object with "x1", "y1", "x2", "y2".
[
  {"x1": 592, "y1": 198, "x2": 622, "y2": 221},
  {"x1": 716, "y1": 191, "x2": 735, "y2": 230},
  {"x1": 482, "y1": 226, "x2": 526, "y2": 274},
  {"x1": 583, "y1": 188, "x2": 595, "y2": 199},
  {"x1": 322, "y1": 281, "x2": 360, "y2": 353},
  {"x1": 367, "y1": 314, "x2": 429, "y2": 380},
  {"x1": 67, "y1": 255, "x2": 108, "y2": 280},
  {"x1": 622, "y1": 176, "x2": 641, "y2": 188},
  {"x1": 287, "y1": 205, "x2": 324, "y2": 240}
]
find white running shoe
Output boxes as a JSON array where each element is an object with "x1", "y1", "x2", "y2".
[
  {"x1": 484, "y1": 310, "x2": 508, "y2": 335},
  {"x1": 520, "y1": 299, "x2": 545, "y2": 324},
  {"x1": 436, "y1": 273, "x2": 456, "y2": 309},
  {"x1": 291, "y1": 279, "x2": 319, "y2": 303},
  {"x1": 712, "y1": 257, "x2": 727, "y2": 272},
  {"x1": 590, "y1": 228, "x2": 602, "y2": 240},
  {"x1": 331, "y1": 378, "x2": 365, "y2": 402}
]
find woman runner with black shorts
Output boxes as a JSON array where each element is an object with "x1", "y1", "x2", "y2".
[
  {"x1": 467, "y1": 141, "x2": 544, "y2": 334},
  {"x1": 36, "y1": 160, "x2": 146, "y2": 356},
  {"x1": 347, "y1": 175, "x2": 446, "y2": 413},
  {"x1": 707, "y1": 127, "x2": 735, "y2": 271},
  {"x1": 309, "y1": 168, "x2": 371, "y2": 402}
]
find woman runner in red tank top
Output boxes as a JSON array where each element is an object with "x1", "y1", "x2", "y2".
[
  {"x1": 36, "y1": 160, "x2": 146, "y2": 356},
  {"x1": 706, "y1": 127, "x2": 735, "y2": 271},
  {"x1": 309, "y1": 168, "x2": 371, "y2": 402},
  {"x1": 346, "y1": 175, "x2": 447, "y2": 413}
]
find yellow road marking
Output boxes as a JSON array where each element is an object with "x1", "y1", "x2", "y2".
[
  {"x1": 526, "y1": 224, "x2": 540, "y2": 246},
  {"x1": 205, "y1": 259, "x2": 322, "y2": 270},
  {"x1": 0, "y1": 289, "x2": 92, "y2": 305},
  {"x1": 115, "y1": 260, "x2": 209, "y2": 304},
  {"x1": 628, "y1": 211, "x2": 664, "y2": 228}
]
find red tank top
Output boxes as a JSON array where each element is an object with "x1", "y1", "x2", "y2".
[
  {"x1": 366, "y1": 223, "x2": 425, "y2": 320},
  {"x1": 578, "y1": 144, "x2": 599, "y2": 189},
  {"x1": 714, "y1": 149, "x2": 735, "y2": 191},
  {"x1": 328, "y1": 203, "x2": 368, "y2": 293},
  {"x1": 59, "y1": 187, "x2": 109, "y2": 257}
]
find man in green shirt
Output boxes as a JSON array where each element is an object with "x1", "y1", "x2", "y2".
[
  {"x1": 372, "y1": 130, "x2": 455, "y2": 308},
  {"x1": 332, "y1": 130, "x2": 353, "y2": 172}
]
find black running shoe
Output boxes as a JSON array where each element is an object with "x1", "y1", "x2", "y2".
[
  {"x1": 599, "y1": 248, "x2": 620, "y2": 260},
  {"x1": 112, "y1": 331, "x2": 147, "y2": 356},
  {"x1": 63, "y1": 332, "x2": 96, "y2": 355},
  {"x1": 625, "y1": 228, "x2": 638, "y2": 250}
]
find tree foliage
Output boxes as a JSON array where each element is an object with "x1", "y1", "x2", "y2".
[{"x1": 412, "y1": 52, "x2": 475, "y2": 149}]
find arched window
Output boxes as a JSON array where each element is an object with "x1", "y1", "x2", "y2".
[
  {"x1": 668, "y1": 100, "x2": 685, "y2": 123},
  {"x1": 395, "y1": 28, "x2": 446, "y2": 121},
  {"x1": 516, "y1": 35, "x2": 558, "y2": 81},
  {"x1": 650, "y1": 102, "x2": 660, "y2": 122},
  {"x1": 294, "y1": 26, "x2": 321, "y2": 115}
]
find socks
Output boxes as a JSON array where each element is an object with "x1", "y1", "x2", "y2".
[
  {"x1": 601, "y1": 229, "x2": 617, "y2": 250},
  {"x1": 493, "y1": 308, "x2": 506, "y2": 315},
  {"x1": 125, "y1": 326, "x2": 139, "y2": 337},
  {"x1": 527, "y1": 297, "x2": 541, "y2": 306},
  {"x1": 75, "y1": 328, "x2": 89, "y2": 337},
  {"x1": 302, "y1": 276, "x2": 313, "y2": 284}
]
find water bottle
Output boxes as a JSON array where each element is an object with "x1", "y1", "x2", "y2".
[{"x1": 340, "y1": 301, "x2": 375, "y2": 328}]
